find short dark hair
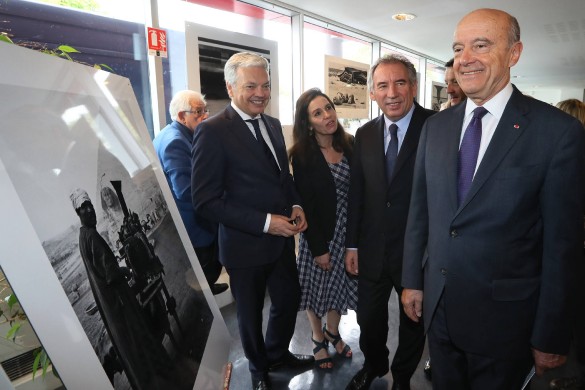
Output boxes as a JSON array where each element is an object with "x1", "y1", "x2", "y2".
[{"x1": 445, "y1": 58, "x2": 454, "y2": 68}]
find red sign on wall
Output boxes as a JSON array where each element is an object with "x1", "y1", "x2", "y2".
[{"x1": 147, "y1": 27, "x2": 167, "y2": 58}]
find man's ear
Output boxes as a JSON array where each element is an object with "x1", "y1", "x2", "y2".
[
  {"x1": 509, "y1": 41, "x2": 523, "y2": 67},
  {"x1": 226, "y1": 81, "x2": 234, "y2": 98}
]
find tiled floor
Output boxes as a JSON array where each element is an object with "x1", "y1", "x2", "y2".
[{"x1": 219, "y1": 287, "x2": 583, "y2": 390}]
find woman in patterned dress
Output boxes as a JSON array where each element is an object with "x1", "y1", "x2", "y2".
[{"x1": 289, "y1": 88, "x2": 358, "y2": 370}]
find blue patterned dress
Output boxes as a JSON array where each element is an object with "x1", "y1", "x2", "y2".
[{"x1": 297, "y1": 156, "x2": 358, "y2": 317}]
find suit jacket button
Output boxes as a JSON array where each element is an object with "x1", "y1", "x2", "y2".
[
  {"x1": 450, "y1": 229, "x2": 458, "y2": 237},
  {"x1": 441, "y1": 268, "x2": 447, "y2": 275},
  {"x1": 386, "y1": 202, "x2": 391, "y2": 207}
]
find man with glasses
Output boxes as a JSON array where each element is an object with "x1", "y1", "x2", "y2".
[{"x1": 154, "y1": 90, "x2": 228, "y2": 295}]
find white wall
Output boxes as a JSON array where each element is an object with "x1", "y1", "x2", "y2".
[{"x1": 518, "y1": 87, "x2": 584, "y2": 105}]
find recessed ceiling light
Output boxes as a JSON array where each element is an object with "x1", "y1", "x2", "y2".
[{"x1": 392, "y1": 13, "x2": 416, "y2": 21}]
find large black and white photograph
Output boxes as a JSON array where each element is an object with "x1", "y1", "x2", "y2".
[
  {"x1": 185, "y1": 23, "x2": 279, "y2": 118},
  {"x1": 324, "y1": 55, "x2": 369, "y2": 119},
  {"x1": 0, "y1": 43, "x2": 229, "y2": 390}
]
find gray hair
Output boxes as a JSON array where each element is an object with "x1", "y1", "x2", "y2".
[
  {"x1": 507, "y1": 13, "x2": 521, "y2": 47},
  {"x1": 169, "y1": 90, "x2": 206, "y2": 121},
  {"x1": 367, "y1": 54, "x2": 418, "y2": 92},
  {"x1": 224, "y1": 52, "x2": 269, "y2": 88}
]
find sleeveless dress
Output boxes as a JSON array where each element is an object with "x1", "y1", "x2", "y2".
[{"x1": 297, "y1": 156, "x2": 358, "y2": 317}]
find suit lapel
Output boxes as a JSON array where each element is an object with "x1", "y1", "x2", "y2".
[
  {"x1": 260, "y1": 114, "x2": 287, "y2": 178},
  {"x1": 446, "y1": 104, "x2": 467, "y2": 211},
  {"x1": 456, "y1": 89, "x2": 529, "y2": 213},
  {"x1": 390, "y1": 104, "x2": 424, "y2": 184},
  {"x1": 224, "y1": 106, "x2": 280, "y2": 176},
  {"x1": 369, "y1": 116, "x2": 387, "y2": 187}
]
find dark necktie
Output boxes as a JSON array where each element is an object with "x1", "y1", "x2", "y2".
[
  {"x1": 246, "y1": 119, "x2": 280, "y2": 174},
  {"x1": 385, "y1": 123, "x2": 399, "y2": 183},
  {"x1": 457, "y1": 106, "x2": 488, "y2": 205}
]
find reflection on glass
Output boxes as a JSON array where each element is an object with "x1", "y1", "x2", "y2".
[{"x1": 0, "y1": 268, "x2": 64, "y2": 389}]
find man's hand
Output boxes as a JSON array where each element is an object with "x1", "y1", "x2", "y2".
[
  {"x1": 532, "y1": 348, "x2": 567, "y2": 376},
  {"x1": 401, "y1": 288, "x2": 423, "y2": 323},
  {"x1": 345, "y1": 249, "x2": 358, "y2": 275},
  {"x1": 290, "y1": 207, "x2": 307, "y2": 232},
  {"x1": 267, "y1": 214, "x2": 301, "y2": 237},
  {"x1": 314, "y1": 253, "x2": 331, "y2": 271}
]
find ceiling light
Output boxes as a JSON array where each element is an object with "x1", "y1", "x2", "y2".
[{"x1": 392, "y1": 13, "x2": 416, "y2": 21}]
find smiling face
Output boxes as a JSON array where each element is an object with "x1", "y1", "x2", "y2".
[
  {"x1": 452, "y1": 9, "x2": 522, "y2": 105},
  {"x1": 445, "y1": 67, "x2": 466, "y2": 106},
  {"x1": 307, "y1": 95, "x2": 338, "y2": 143},
  {"x1": 370, "y1": 62, "x2": 417, "y2": 122},
  {"x1": 227, "y1": 66, "x2": 270, "y2": 117}
]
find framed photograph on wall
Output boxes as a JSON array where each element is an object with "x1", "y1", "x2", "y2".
[
  {"x1": 185, "y1": 23, "x2": 279, "y2": 118},
  {"x1": 324, "y1": 55, "x2": 369, "y2": 119},
  {"x1": 431, "y1": 81, "x2": 448, "y2": 111},
  {"x1": 0, "y1": 43, "x2": 230, "y2": 390}
]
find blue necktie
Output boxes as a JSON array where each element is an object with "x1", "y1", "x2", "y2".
[
  {"x1": 457, "y1": 106, "x2": 488, "y2": 205},
  {"x1": 385, "y1": 123, "x2": 399, "y2": 183},
  {"x1": 246, "y1": 119, "x2": 280, "y2": 174}
]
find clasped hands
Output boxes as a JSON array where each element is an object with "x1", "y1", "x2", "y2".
[{"x1": 267, "y1": 207, "x2": 307, "y2": 237}]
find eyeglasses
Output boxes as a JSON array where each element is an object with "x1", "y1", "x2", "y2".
[{"x1": 184, "y1": 108, "x2": 210, "y2": 116}]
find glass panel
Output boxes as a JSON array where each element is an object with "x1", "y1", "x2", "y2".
[
  {"x1": 158, "y1": 0, "x2": 294, "y2": 123},
  {"x1": 381, "y1": 45, "x2": 421, "y2": 73},
  {"x1": 0, "y1": 268, "x2": 64, "y2": 389},
  {"x1": 0, "y1": 0, "x2": 154, "y2": 138},
  {"x1": 426, "y1": 61, "x2": 447, "y2": 111},
  {"x1": 303, "y1": 22, "x2": 372, "y2": 133}
]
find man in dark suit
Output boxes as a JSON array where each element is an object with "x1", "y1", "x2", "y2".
[
  {"x1": 153, "y1": 90, "x2": 228, "y2": 295},
  {"x1": 402, "y1": 8, "x2": 585, "y2": 389},
  {"x1": 345, "y1": 54, "x2": 435, "y2": 390},
  {"x1": 191, "y1": 52, "x2": 313, "y2": 390}
]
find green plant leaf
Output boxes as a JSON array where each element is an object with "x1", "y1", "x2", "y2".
[
  {"x1": 59, "y1": 51, "x2": 73, "y2": 61},
  {"x1": 6, "y1": 294, "x2": 18, "y2": 310},
  {"x1": 98, "y1": 63, "x2": 113, "y2": 72},
  {"x1": 6, "y1": 323, "x2": 21, "y2": 341},
  {"x1": 40, "y1": 350, "x2": 50, "y2": 377},
  {"x1": 32, "y1": 349, "x2": 41, "y2": 380},
  {"x1": 32, "y1": 348, "x2": 50, "y2": 380},
  {"x1": 0, "y1": 34, "x2": 14, "y2": 44},
  {"x1": 57, "y1": 45, "x2": 80, "y2": 53}
]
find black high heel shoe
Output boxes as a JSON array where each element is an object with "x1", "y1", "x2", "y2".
[
  {"x1": 323, "y1": 324, "x2": 352, "y2": 358},
  {"x1": 311, "y1": 336, "x2": 333, "y2": 370}
]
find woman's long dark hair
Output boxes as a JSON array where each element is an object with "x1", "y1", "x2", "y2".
[{"x1": 289, "y1": 88, "x2": 352, "y2": 164}]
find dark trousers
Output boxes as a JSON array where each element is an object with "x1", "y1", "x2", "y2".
[
  {"x1": 357, "y1": 273, "x2": 425, "y2": 382},
  {"x1": 572, "y1": 252, "x2": 585, "y2": 367},
  {"x1": 194, "y1": 239, "x2": 222, "y2": 285},
  {"x1": 428, "y1": 293, "x2": 533, "y2": 390},
  {"x1": 227, "y1": 243, "x2": 301, "y2": 380}
]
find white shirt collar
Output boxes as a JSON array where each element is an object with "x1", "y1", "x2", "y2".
[
  {"x1": 231, "y1": 101, "x2": 261, "y2": 121},
  {"x1": 383, "y1": 102, "x2": 416, "y2": 134},
  {"x1": 464, "y1": 83, "x2": 513, "y2": 120}
]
